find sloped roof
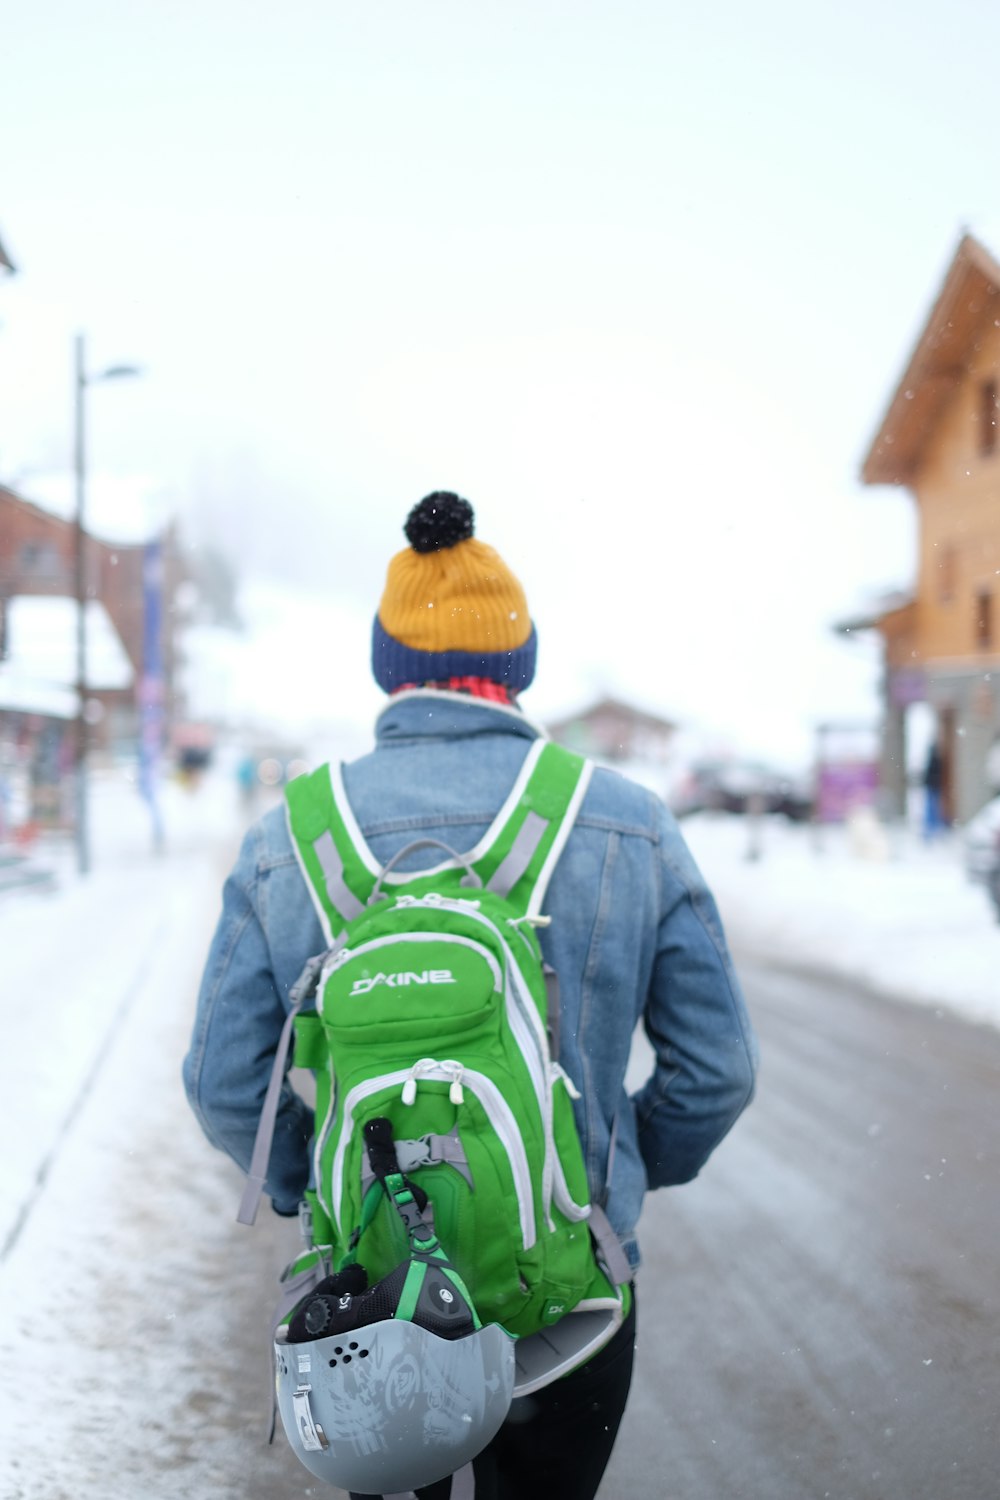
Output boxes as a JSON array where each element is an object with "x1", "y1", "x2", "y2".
[
  {"x1": 0, "y1": 484, "x2": 150, "y2": 550},
  {"x1": 548, "y1": 694, "x2": 677, "y2": 737},
  {"x1": 832, "y1": 591, "x2": 915, "y2": 635},
  {"x1": 861, "y1": 233, "x2": 1000, "y2": 487},
  {"x1": 3, "y1": 596, "x2": 133, "y2": 691}
]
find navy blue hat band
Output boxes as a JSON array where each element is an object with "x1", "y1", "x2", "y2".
[{"x1": 372, "y1": 618, "x2": 537, "y2": 695}]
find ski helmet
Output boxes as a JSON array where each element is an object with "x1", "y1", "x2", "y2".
[{"x1": 273, "y1": 1118, "x2": 515, "y2": 1492}]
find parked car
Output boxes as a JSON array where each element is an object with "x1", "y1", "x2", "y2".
[
  {"x1": 963, "y1": 796, "x2": 1000, "y2": 921},
  {"x1": 670, "y1": 760, "x2": 814, "y2": 822}
]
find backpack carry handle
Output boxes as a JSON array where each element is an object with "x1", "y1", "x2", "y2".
[{"x1": 368, "y1": 838, "x2": 483, "y2": 904}]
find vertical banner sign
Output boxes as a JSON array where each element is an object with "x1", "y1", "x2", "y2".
[{"x1": 139, "y1": 539, "x2": 165, "y2": 850}]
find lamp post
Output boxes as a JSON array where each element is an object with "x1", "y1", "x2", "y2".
[{"x1": 73, "y1": 332, "x2": 142, "y2": 875}]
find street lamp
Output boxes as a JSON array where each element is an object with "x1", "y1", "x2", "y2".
[{"x1": 74, "y1": 332, "x2": 142, "y2": 875}]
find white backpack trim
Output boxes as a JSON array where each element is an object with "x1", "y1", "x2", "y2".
[
  {"x1": 526, "y1": 758, "x2": 594, "y2": 917},
  {"x1": 327, "y1": 740, "x2": 550, "y2": 884}
]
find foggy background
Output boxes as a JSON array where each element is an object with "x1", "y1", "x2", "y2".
[{"x1": 2, "y1": 0, "x2": 977, "y2": 763}]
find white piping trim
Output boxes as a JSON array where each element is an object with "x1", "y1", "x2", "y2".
[
  {"x1": 313, "y1": 1076, "x2": 338, "y2": 1226},
  {"x1": 526, "y1": 758, "x2": 594, "y2": 917},
  {"x1": 327, "y1": 739, "x2": 550, "y2": 885},
  {"x1": 285, "y1": 796, "x2": 334, "y2": 947},
  {"x1": 551, "y1": 1144, "x2": 591, "y2": 1222},
  {"x1": 328, "y1": 760, "x2": 379, "y2": 876}
]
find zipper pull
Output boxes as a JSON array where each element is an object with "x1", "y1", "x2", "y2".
[
  {"x1": 401, "y1": 1057, "x2": 438, "y2": 1105},
  {"x1": 439, "y1": 1059, "x2": 464, "y2": 1105}
]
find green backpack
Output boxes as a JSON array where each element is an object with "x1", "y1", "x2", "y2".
[{"x1": 240, "y1": 740, "x2": 629, "y2": 1382}]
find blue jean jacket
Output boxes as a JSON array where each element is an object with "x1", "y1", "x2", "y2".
[{"x1": 183, "y1": 691, "x2": 757, "y2": 1269}]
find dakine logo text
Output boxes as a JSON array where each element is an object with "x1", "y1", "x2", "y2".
[{"x1": 350, "y1": 969, "x2": 457, "y2": 996}]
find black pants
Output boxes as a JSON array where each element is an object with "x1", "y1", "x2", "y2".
[{"x1": 352, "y1": 1290, "x2": 637, "y2": 1500}]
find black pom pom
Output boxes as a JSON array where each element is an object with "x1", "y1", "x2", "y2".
[{"x1": 404, "y1": 492, "x2": 475, "y2": 553}]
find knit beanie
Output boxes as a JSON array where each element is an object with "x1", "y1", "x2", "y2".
[{"x1": 372, "y1": 492, "x2": 537, "y2": 694}]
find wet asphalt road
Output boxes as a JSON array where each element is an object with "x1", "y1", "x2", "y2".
[
  {"x1": 6, "y1": 917, "x2": 996, "y2": 1500},
  {"x1": 601, "y1": 957, "x2": 1000, "y2": 1500},
  {"x1": 224, "y1": 956, "x2": 1000, "y2": 1500}
]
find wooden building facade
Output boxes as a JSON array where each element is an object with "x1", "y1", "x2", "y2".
[{"x1": 859, "y1": 233, "x2": 1000, "y2": 824}]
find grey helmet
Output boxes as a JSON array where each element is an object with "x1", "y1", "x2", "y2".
[
  {"x1": 275, "y1": 1312, "x2": 514, "y2": 1492},
  {"x1": 273, "y1": 1117, "x2": 515, "y2": 1493}
]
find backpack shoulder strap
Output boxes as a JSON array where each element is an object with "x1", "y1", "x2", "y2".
[
  {"x1": 471, "y1": 741, "x2": 593, "y2": 916},
  {"x1": 285, "y1": 762, "x2": 378, "y2": 945},
  {"x1": 285, "y1": 741, "x2": 594, "y2": 938}
]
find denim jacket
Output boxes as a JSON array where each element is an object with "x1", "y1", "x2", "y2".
[{"x1": 183, "y1": 690, "x2": 757, "y2": 1269}]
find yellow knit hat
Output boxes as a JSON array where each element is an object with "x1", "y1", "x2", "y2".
[{"x1": 372, "y1": 493, "x2": 537, "y2": 692}]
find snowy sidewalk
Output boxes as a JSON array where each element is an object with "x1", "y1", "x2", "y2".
[
  {"x1": 0, "y1": 769, "x2": 253, "y2": 1253},
  {"x1": 682, "y1": 812, "x2": 1000, "y2": 1033},
  {"x1": 0, "y1": 771, "x2": 322, "y2": 1499}
]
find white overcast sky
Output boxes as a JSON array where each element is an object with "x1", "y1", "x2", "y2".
[{"x1": 2, "y1": 0, "x2": 997, "y2": 765}]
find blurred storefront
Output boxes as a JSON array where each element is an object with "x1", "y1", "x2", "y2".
[
  {"x1": 0, "y1": 484, "x2": 187, "y2": 839},
  {"x1": 813, "y1": 722, "x2": 880, "y2": 824},
  {"x1": 0, "y1": 595, "x2": 133, "y2": 836}
]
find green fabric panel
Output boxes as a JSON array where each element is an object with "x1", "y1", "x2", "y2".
[{"x1": 292, "y1": 1011, "x2": 327, "y2": 1070}]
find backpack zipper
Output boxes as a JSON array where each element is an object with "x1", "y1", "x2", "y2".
[{"x1": 326, "y1": 1063, "x2": 537, "y2": 1250}]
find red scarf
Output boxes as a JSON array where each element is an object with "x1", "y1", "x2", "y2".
[{"x1": 393, "y1": 676, "x2": 516, "y2": 705}]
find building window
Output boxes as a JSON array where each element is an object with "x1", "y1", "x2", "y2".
[
  {"x1": 975, "y1": 589, "x2": 993, "y2": 649},
  {"x1": 979, "y1": 379, "x2": 998, "y2": 456},
  {"x1": 938, "y1": 544, "x2": 957, "y2": 603},
  {"x1": 18, "y1": 540, "x2": 60, "y2": 578}
]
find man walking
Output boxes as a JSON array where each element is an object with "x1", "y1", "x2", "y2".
[{"x1": 183, "y1": 492, "x2": 758, "y2": 1500}]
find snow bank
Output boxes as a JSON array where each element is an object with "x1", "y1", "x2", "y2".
[{"x1": 682, "y1": 812, "x2": 1000, "y2": 1031}]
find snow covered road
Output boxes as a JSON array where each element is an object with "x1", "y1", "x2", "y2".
[{"x1": 2, "y1": 777, "x2": 998, "y2": 1498}]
